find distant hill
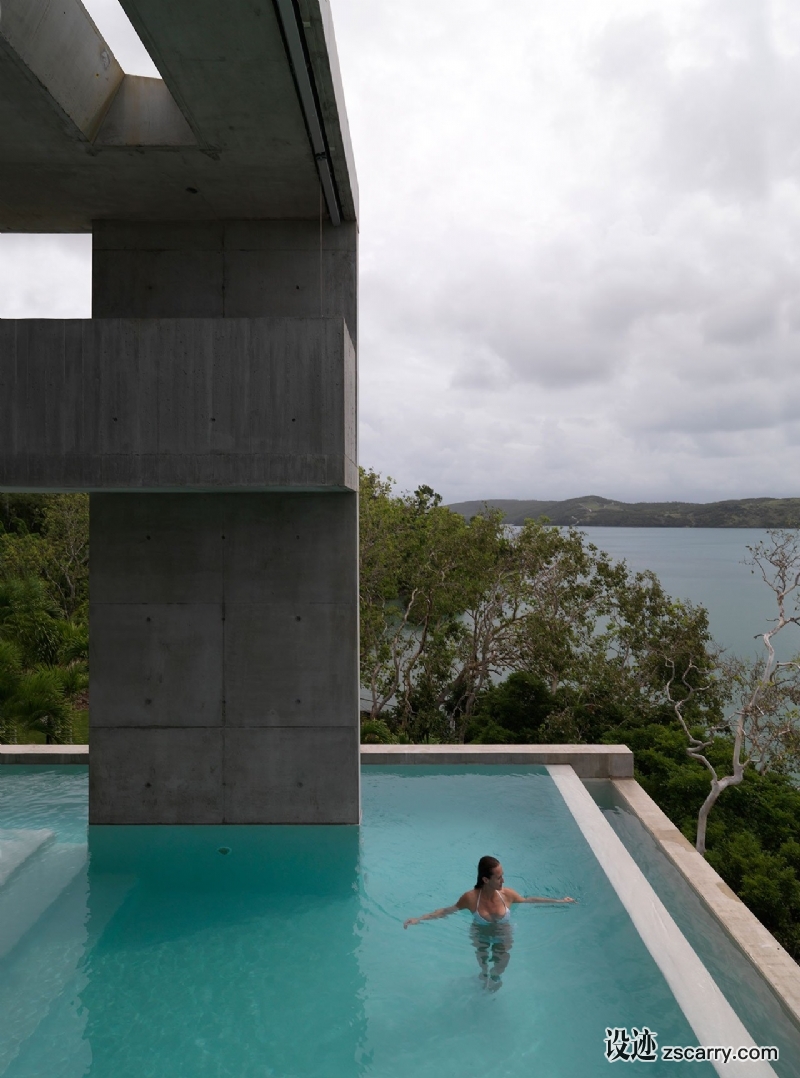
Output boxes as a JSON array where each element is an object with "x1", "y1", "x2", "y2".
[{"x1": 446, "y1": 495, "x2": 800, "y2": 528}]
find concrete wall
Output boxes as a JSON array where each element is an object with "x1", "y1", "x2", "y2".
[
  {"x1": 0, "y1": 316, "x2": 356, "y2": 491},
  {"x1": 92, "y1": 220, "x2": 357, "y2": 346},
  {"x1": 89, "y1": 491, "x2": 360, "y2": 823}
]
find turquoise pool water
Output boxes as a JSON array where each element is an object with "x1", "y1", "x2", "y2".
[{"x1": 0, "y1": 765, "x2": 772, "y2": 1077}]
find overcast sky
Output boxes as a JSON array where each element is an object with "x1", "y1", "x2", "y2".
[{"x1": 2, "y1": 0, "x2": 799, "y2": 504}]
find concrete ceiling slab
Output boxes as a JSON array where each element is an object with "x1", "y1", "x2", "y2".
[{"x1": 0, "y1": 0, "x2": 356, "y2": 230}]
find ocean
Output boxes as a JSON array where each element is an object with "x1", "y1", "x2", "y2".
[{"x1": 580, "y1": 528, "x2": 797, "y2": 660}]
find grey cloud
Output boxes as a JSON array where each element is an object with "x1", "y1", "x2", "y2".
[
  {"x1": 0, "y1": 235, "x2": 90, "y2": 318},
  {"x1": 590, "y1": 0, "x2": 795, "y2": 205},
  {"x1": 591, "y1": 13, "x2": 668, "y2": 88},
  {"x1": 703, "y1": 295, "x2": 777, "y2": 345}
]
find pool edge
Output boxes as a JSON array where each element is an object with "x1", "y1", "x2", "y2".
[
  {"x1": 0, "y1": 746, "x2": 89, "y2": 765},
  {"x1": 360, "y1": 743, "x2": 634, "y2": 776},
  {"x1": 1, "y1": 744, "x2": 635, "y2": 776},
  {"x1": 612, "y1": 777, "x2": 800, "y2": 1033},
  {"x1": 549, "y1": 764, "x2": 776, "y2": 1078}
]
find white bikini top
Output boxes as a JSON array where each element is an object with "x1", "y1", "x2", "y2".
[{"x1": 473, "y1": 888, "x2": 510, "y2": 924}]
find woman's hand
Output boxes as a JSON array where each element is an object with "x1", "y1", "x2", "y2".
[
  {"x1": 512, "y1": 891, "x2": 576, "y2": 904},
  {"x1": 404, "y1": 917, "x2": 421, "y2": 929}
]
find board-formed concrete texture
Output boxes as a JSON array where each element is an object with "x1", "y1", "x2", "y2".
[
  {"x1": 0, "y1": 317, "x2": 356, "y2": 490},
  {"x1": 0, "y1": 0, "x2": 360, "y2": 823}
]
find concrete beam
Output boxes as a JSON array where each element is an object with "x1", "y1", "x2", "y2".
[
  {"x1": 0, "y1": 0, "x2": 123, "y2": 141},
  {"x1": 94, "y1": 76, "x2": 197, "y2": 148},
  {"x1": 0, "y1": 316, "x2": 356, "y2": 491},
  {"x1": 360, "y1": 744, "x2": 635, "y2": 778},
  {"x1": 298, "y1": 0, "x2": 359, "y2": 222}
]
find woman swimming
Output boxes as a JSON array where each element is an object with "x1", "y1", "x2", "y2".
[{"x1": 403, "y1": 855, "x2": 575, "y2": 987}]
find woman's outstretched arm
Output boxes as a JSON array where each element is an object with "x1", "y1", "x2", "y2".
[
  {"x1": 403, "y1": 904, "x2": 458, "y2": 929},
  {"x1": 404, "y1": 892, "x2": 473, "y2": 928},
  {"x1": 505, "y1": 888, "x2": 575, "y2": 904}
]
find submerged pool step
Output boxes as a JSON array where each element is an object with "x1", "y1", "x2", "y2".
[
  {"x1": 0, "y1": 829, "x2": 55, "y2": 888},
  {"x1": 0, "y1": 869, "x2": 134, "y2": 1078},
  {"x1": 0, "y1": 843, "x2": 87, "y2": 962}
]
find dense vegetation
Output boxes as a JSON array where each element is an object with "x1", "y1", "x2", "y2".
[
  {"x1": 0, "y1": 494, "x2": 89, "y2": 744},
  {"x1": 448, "y1": 494, "x2": 800, "y2": 529}
]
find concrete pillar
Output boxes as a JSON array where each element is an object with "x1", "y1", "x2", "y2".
[{"x1": 87, "y1": 221, "x2": 359, "y2": 824}]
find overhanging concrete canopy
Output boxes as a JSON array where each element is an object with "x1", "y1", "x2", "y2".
[{"x1": 0, "y1": 0, "x2": 357, "y2": 230}]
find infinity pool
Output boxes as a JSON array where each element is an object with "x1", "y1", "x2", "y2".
[{"x1": 0, "y1": 766, "x2": 793, "y2": 1076}]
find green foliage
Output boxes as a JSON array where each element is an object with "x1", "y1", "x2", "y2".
[
  {"x1": 598, "y1": 715, "x2": 800, "y2": 956},
  {"x1": 0, "y1": 495, "x2": 88, "y2": 744},
  {"x1": 0, "y1": 494, "x2": 48, "y2": 536},
  {"x1": 0, "y1": 494, "x2": 89, "y2": 618},
  {"x1": 359, "y1": 718, "x2": 398, "y2": 744},
  {"x1": 464, "y1": 673, "x2": 554, "y2": 743},
  {"x1": 360, "y1": 468, "x2": 498, "y2": 739}
]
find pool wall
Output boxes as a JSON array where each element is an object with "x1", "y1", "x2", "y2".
[
  {"x1": 610, "y1": 776, "x2": 800, "y2": 1032},
  {"x1": 1, "y1": 747, "x2": 89, "y2": 765}
]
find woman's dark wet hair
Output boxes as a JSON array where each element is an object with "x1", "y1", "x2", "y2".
[{"x1": 475, "y1": 855, "x2": 500, "y2": 889}]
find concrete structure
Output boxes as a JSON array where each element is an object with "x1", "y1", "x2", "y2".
[
  {"x1": 0, "y1": 1, "x2": 359, "y2": 822},
  {"x1": 360, "y1": 742, "x2": 634, "y2": 778}
]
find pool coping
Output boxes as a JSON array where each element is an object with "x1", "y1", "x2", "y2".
[
  {"x1": 611, "y1": 777, "x2": 800, "y2": 1032},
  {"x1": 0, "y1": 745, "x2": 89, "y2": 764},
  {"x1": 1, "y1": 743, "x2": 634, "y2": 777},
  {"x1": 551, "y1": 765, "x2": 777, "y2": 1077},
  {"x1": 360, "y1": 743, "x2": 634, "y2": 777}
]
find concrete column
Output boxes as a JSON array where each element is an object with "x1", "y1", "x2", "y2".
[{"x1": 88, "y1": 221, "x2": 359, "y2": 824}]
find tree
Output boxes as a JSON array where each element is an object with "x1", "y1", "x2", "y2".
[
  {"x1": 665, "y1": 531, "x2": 800, "y2": 854},
  {"x1": 359, "y1": 469, "x2": 487, "y2": 740},
  {"x1": 0, "y1": 494, "x2": 89, "y2": 618},
  {"x1": 0, "y1": 494, "x2": 89, "y2": 744},
  {"x1": 442, "y1": 518, "x2": 630, "y2": 741},
  {"x1": 358, "y1": 470, "x2": 718, "y2": 745}
]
